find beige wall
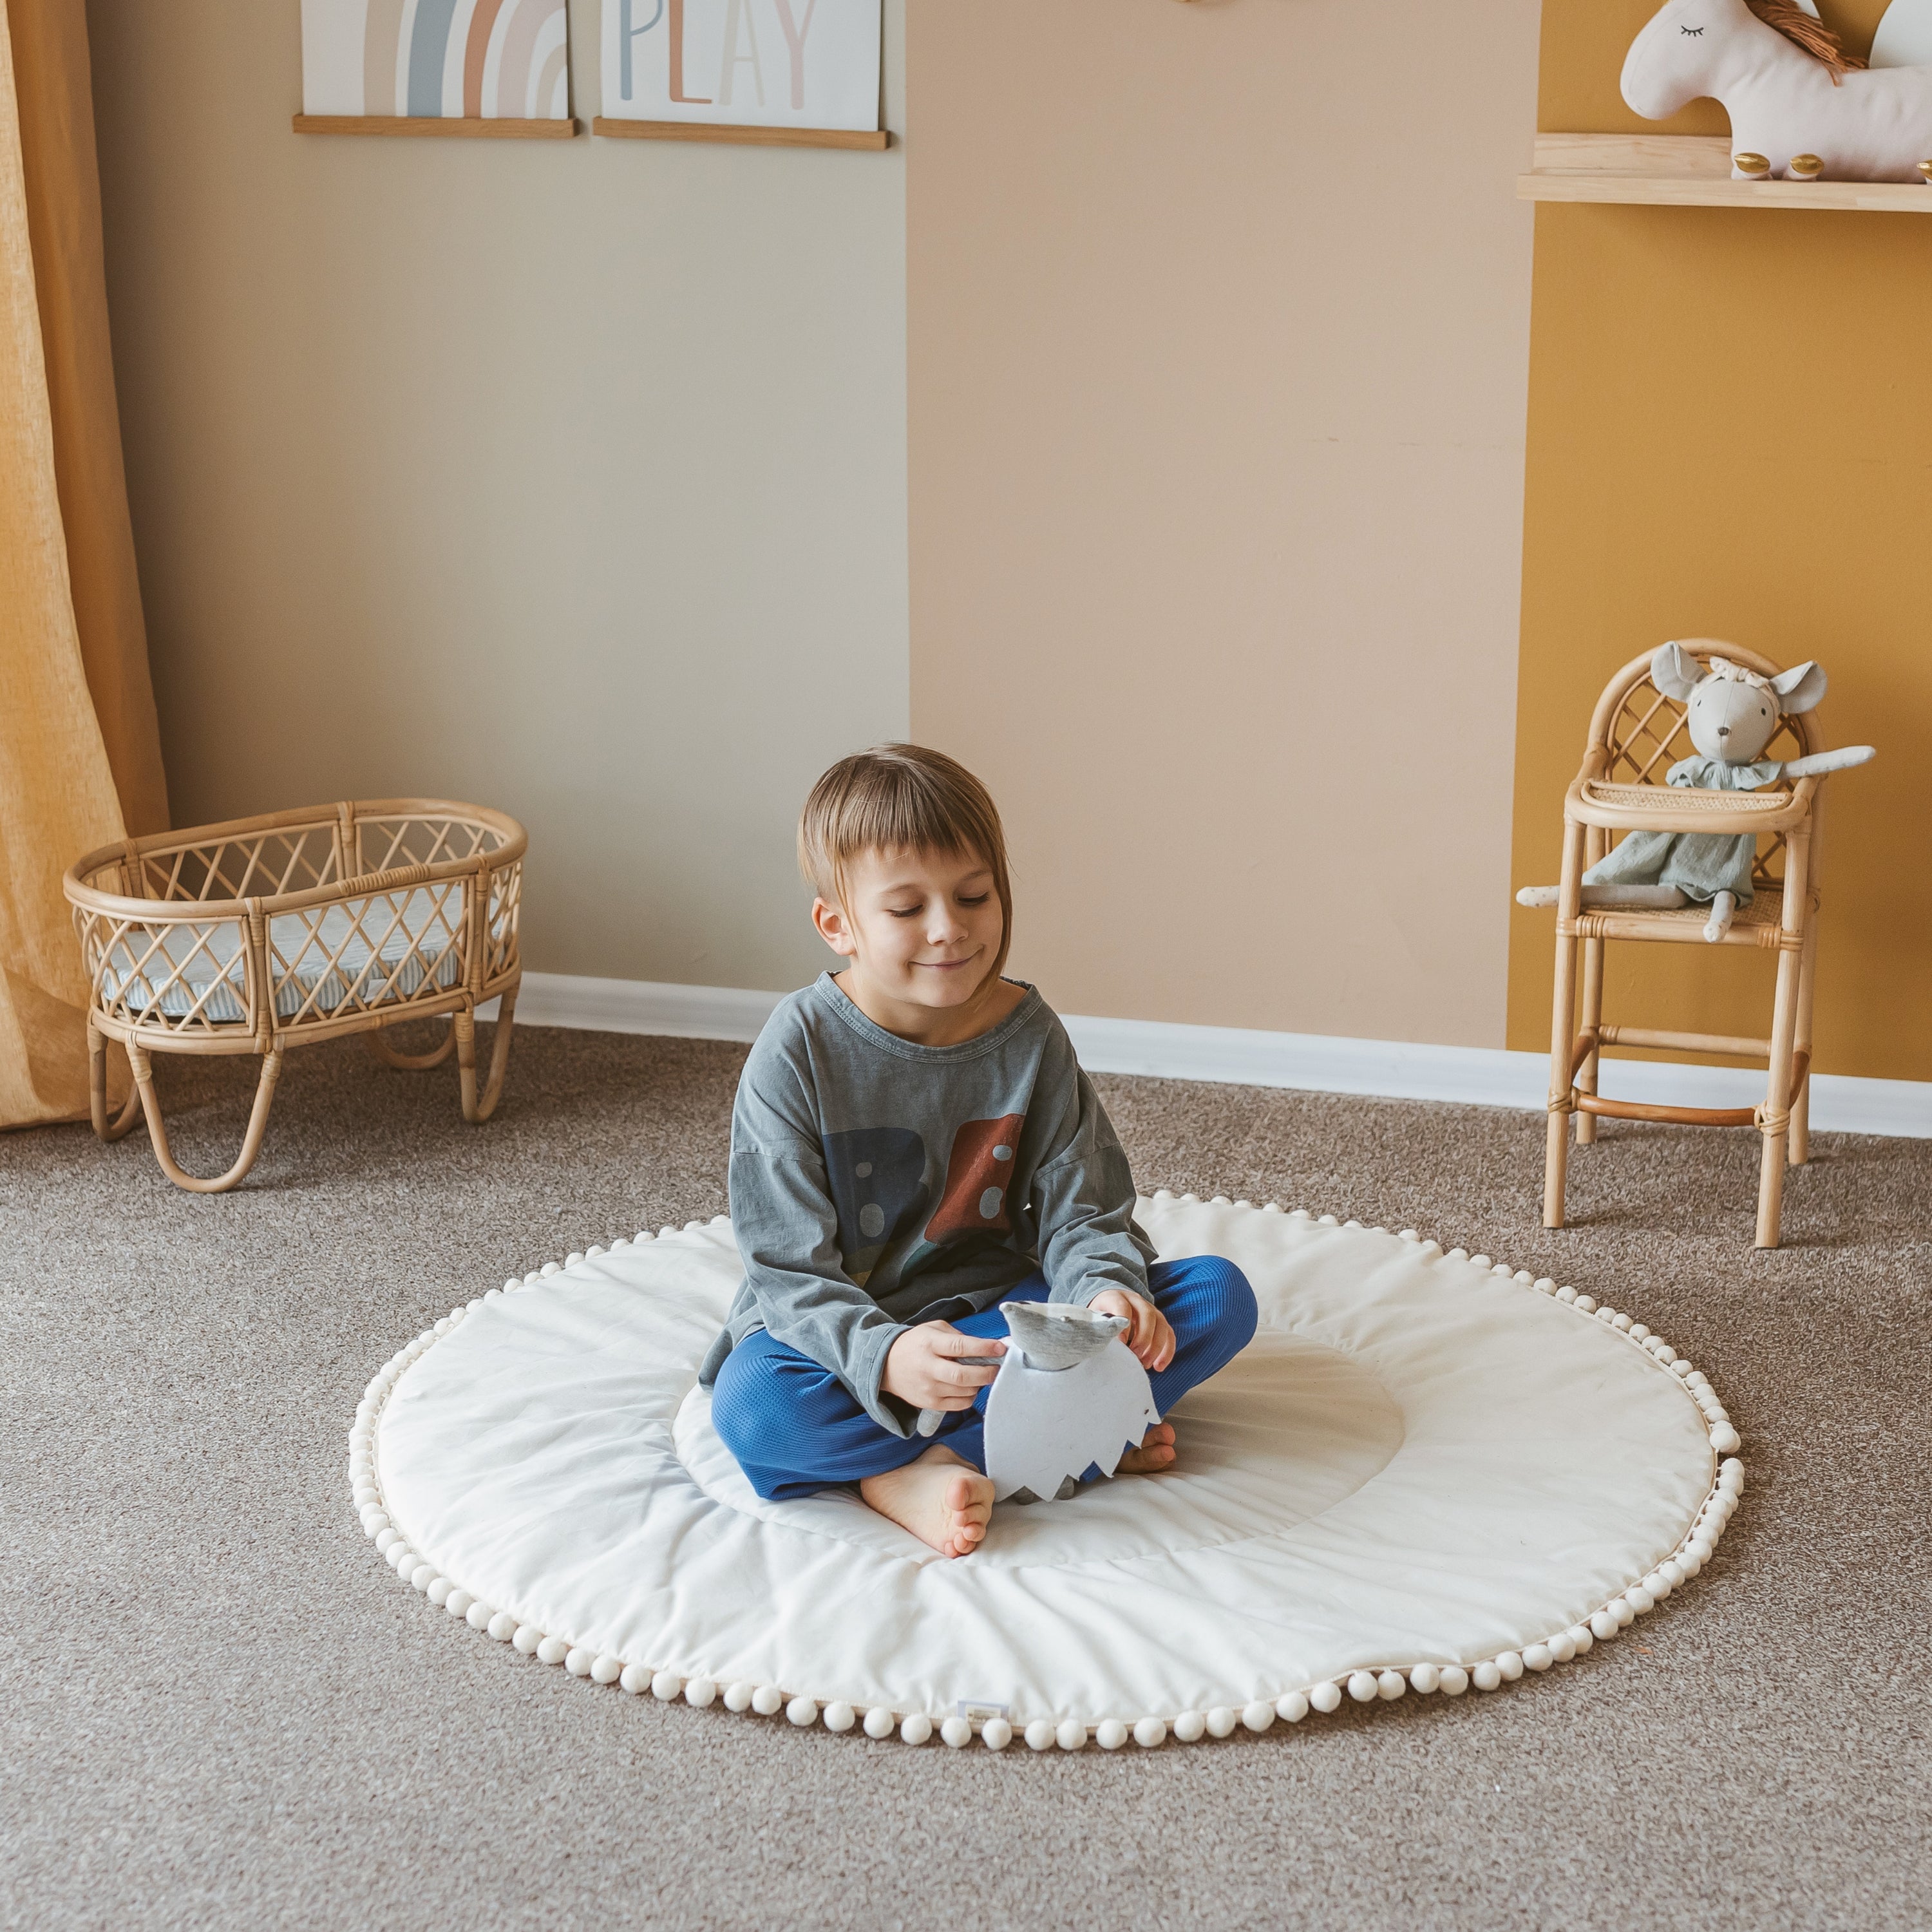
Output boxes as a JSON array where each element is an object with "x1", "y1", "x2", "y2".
[
  {"x1": 907, "y1": 0, "x2": 1540, "y2": 1045},
  {"x1": 89, "y1": 0, "x2": 907, "y2": 994}
]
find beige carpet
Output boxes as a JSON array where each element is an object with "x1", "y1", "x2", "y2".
[{"x1": 5, "y1": 1023, "x2": 1927, "y2": 1931}]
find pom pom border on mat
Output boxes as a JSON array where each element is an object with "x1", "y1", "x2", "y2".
[{"x1": 347, "y1": 1199, "x2": 1745, "y2": 1750}]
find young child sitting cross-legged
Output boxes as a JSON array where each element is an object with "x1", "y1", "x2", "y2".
[{"x1": 701, "y1": 744, "x2": 1257, "y2": 1558}]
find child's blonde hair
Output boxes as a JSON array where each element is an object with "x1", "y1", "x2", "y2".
[{"x1": 799, "y1": 744, "x2": 1013, "y2": 980}]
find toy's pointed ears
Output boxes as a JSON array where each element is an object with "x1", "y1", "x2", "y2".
[
  {"x1": 1772, "y1": 660, "x2": 1828, "y2": 714},
  {"x1": 1651, "y1": 641, "x2": 1702, "y2": 701}
]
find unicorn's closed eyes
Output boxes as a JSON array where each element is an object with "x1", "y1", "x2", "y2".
[{"x1": 1624, "y1": 0, "x2": 1932, "y2": 180}]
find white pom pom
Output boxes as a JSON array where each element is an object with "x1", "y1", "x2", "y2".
[
  {"x1": 408, "y1": 1562, "x2": 437, "y2": 1591},
  {"x1": 444, "y1": 1589, "x2": 473, "y2": 1618},
  {"x1": 1573, "y1": 1295, "x2": 1597, "y2": 1314},
  {"x1": 536, "y1": 1636, "x2": 569, "y2": 1666},
  {"x1": 786, "y1": 1696, "x2": 818, "y2": 1728},
  {"x1": 1568, "y1": 1624, "x2": 1593, "y2": 1654},
  {"x1": 591, "y1": 1654, "x2": 623, "y2": 1685},
  {"x1": 1611, "y1": 1596, "x2": 1636, "y2": 1627},
  {"x1": 1711, "y1": 1424, "x2": 1741, "y2": 1454},
  {"x1": 1719, "y1": 1457, "x2": 1744, "y2": 1490},
  {"x1": 863, "y1": 1707, "x2": 895, "y2": 1739},
  {"x1": 1533, "y1": 1278, "x2": 1555, "y2": 1294},
  {"x1": 1408, "y1": 1665, "x2": 1440, "y2": 1695},
  {"x1": 1024, "y1": 1719, "x2": 1056, "y2": 1751},
  {"x1": 1654, "y1": 1344, "x2": 1677, "y2": 1365},
  {"x1": 647, "y1": 1671, "x2": 680, "y2": 1702},
  {"x1": 1056, "y1": 1720, "x2": 1087, "y2": 1751},
  {"x1": 1096, "y1": 1719, "x2": 1128, "y2": 1750},
  {"x1": 1522, "y1": 1645, "x2": 1553, "y2": 1672},
  {"x1": 724, "y1": 1682, "x2": 755, "y2": 1712},
  {"x1": 1309, "y1": 1681, "x2": 1343, "y2": 1714},
  {"x1": 620, "y1": 1662, "x2": 652, "y2": 1694},
  {"x1": 1613, "y1": 1312, "x2": 1632, "y2": 1331},
  {"x1": 1398, "y1": 1229, "x2": 1419, "y2": 1241},
  {"x1": 1547, "y1": 1633, "x2": 1575, "y2": 1663},
  {"x1": 686, "y1": 1678, "x2": 718, "y2": 1708},
  {"x1": 1589, "y1": 1611, "x2": 1618, "y2": 1641},
  {"x1": 1376, "y1": 1671, "x2": 1405, "y2": 1700},
  {"x1": 358, "y1": 1506, "x2": 388, "y2": 1533},
  {"x1": 540, "y1": 1262, "x2": 560, "y2": 1277},
  {"x1": 1628, "y1": 1323, "x2": 1649, "y2": 1341},
  {"x1": 902, "y1": 1713, "x2": 933, "y2": 1745},
  {"x1": 1490, "y1": 1263, "x2": 1511, "y2": 1276},
  {"x1": 1347, "y1": 1672, "x2": 1378, "y2": 1704},
  {"x1": 1626, "y1": 1587, "x2": 1656, "y2": 1615},
  {"x1": 1437, "y1": 1667, "x2": 1469, "y2": 1696},
  {"x1": 488, "y1": 1611, "x2": 518, "y2": 1642},
  {"x1": 466, "y1": 1602, "x2": 493, "y2": 1631},
  {"x1": 1472, "y1": 1661, "x2": 1502, "y2": 1691},
  {"x1": 1133, "y1": 1718, "x2": 1168, "y2": 1748},
  {"x1": 1206, "y1": 1707, "x2": 1238, "y2": 1738},
  {"x1": 1241, "y1": 1701, "x2": 1274, "y2": 1732},
  {"x1": 426, "y1": 1578, "x2": 452, "y2": 1607},
  {"x1": 374, "y1": 1529, "x2": 400, "y2": 1555},
  {"x1": 1470, "y1": 1254, "x2": 1492, "y2": 1269},
  {"x1": 1277, "y1": 1690, "x2": 1311, "y2": 1721},
  {"x1": 1173, "y1": 1710, "x2": 1206, "y2": 1741},
  {"x1": 1318, "y1": 1214, "x2": 1338, "y2": 1227},
  {"x1": 1658, "y1": 1560, "x2": 1685, "y2": 1588},
  {"x1": 1672, "y1": 1359, "x2": 1693, "y2": 1378},
  {"x1": 565, "y1": 1252, "x2": 585, "y2": 1268},
  {"x1": 1688, "y1": 1535, "x2": 1716, "y2": 1564},
  {"x1": 1497, "y1": 1652, "x2": 1524, "y2": 1681},
  {"x1": 1643, "y1": 1572, "x2": 1672, "y2": 1600},
  {"x1": 982, "y1": 1718, "x2": 1013, "y2": 1750},
  {"x1": 1446, "y1": 1248, "x2": 1468, "y2": 1262},
  {"x1": 752, "y1": 1685, "x2": 784, "y2": 1716},
  {"x1": 587, "y1": 1245, "x2": 606, "y2": 1259},
  {"x1": 1555, "y1": 1285, "x2": 1577, "y2": 1303},
  {"x1": 811, "y1": 1701, "x2": 851, "y2": 1733}
]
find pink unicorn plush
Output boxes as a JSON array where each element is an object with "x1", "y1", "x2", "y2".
[{"x1": 1623, "y1": 0, "x2": 1932, "y2": 181}]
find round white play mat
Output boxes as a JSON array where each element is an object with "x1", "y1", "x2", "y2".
[{"x1": 350, "y1": 1194, "x2": 1745, "y2": 1752}]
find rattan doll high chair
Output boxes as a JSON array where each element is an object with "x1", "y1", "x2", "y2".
[{"x1": 1522, "y1": 641, "x2": 1849, "y2": 1250}]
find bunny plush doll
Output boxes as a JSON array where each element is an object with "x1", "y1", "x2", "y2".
[{"x1": 1518, "y1": 643, "x2": 1875, "y2": 943}]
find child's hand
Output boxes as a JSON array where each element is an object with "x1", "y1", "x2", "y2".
[
  {"x1": 1089, "y1": 1289, "x2": 1175, "y2": 1372},
  {"x1": 884, "y1": 1322, "x2": 1005, "y2": 1412}
]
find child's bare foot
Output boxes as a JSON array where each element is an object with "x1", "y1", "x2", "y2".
[
  {"x1": 860, "y1": 1446, "x2": 995, "y2": 1557},
  {"x1": 1116, "y1": 1422, "x2": 1177, "y2": 1473}
]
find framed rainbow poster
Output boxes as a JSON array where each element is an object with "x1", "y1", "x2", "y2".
[
  {"x1": 592, "y1": 0, "x2": 886, "y2": 149},
  {"x1": 296, "y1": 0, "x2": 578, "y2": 138}
]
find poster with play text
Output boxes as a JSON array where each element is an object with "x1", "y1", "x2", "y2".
[{"x1": 600, "y1": 0, "x2": 880, "y2": 133}]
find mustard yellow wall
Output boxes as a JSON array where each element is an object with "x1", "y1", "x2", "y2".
[{"x1": 1510, "y1": 1, "x2": 1932, "y2": 1081}]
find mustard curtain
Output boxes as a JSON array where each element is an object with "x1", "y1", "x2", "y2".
[{"x1": 0, "y1": 0, "x2": 166, "y2": 1130}]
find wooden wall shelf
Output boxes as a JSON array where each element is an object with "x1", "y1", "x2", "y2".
[
  {"x1": 293, "y1": 115, "x2": 578, "y2": 139},
  {"x1": 590, "y1": 117, "x2": 888, "y2": 150},
  {"x1": 1520, "y1": 133, "x2": 1932, "y2": 213}
]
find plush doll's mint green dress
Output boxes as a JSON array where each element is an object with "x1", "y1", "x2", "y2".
[{"x1": 1582, "y1": 755, "x2": 1781, "y2": 905}]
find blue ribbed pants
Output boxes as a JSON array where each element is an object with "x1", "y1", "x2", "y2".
[{"x1": 710, "y1": 1254, "x2": 1257, "y2": 1501}]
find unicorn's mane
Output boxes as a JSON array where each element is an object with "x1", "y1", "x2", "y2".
[{"x1": 1745, "y1": 0, "x2": 1868, "y2": 80}]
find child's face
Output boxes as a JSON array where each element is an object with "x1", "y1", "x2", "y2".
[{"x1": 813, "y1": 846, "x2": 1005, "y2": 1013}]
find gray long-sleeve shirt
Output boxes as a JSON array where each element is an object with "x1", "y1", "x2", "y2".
[{"x1": 698, "y1": 972, "x2": 1155, "y2": 1437}]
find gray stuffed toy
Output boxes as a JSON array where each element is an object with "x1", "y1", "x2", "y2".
[{"x1": 1519, "y1": 643, "x2": 1874, "y2": 943}]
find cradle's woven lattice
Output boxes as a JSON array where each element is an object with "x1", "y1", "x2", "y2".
[{"x1": 68, "y1": 802, "x2": 523, "y2": 1046}]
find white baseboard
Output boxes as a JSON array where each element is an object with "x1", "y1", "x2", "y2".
[{"x1": 493, "y1": 971, "x2": 1932, "y2": 1140}]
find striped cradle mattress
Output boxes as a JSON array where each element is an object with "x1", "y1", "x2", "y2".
[{"x1": 102, "y1": 889, "x2": 464, "y2": 1025}]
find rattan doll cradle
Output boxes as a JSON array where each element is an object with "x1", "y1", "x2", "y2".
[
  {"x1": 63, "y1": 799, "x2": 524, "y2": 1193},
  {"x1": 1525, "y1": 643, "x2": 1830, "y2": 1249}
]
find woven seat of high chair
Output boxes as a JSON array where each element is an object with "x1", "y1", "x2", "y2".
[{"x1": 1580, "y1": 779, "x2": 1793, "y2": 819}]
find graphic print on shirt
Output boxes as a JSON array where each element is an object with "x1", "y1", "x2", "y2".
[
  {"x1": 823, "y1": 1126, "x2": 928, "y2": 1285},
  {"x1": 923, "y1": 1114, "x2": 1027, "y2": 1244}
]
